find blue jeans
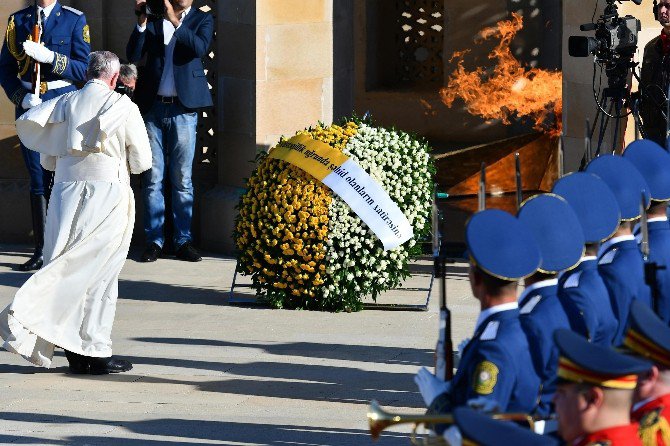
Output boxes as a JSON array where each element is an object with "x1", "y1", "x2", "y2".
[{"x1": 142, "y1": 100, "x2": 198, "y2": 248}]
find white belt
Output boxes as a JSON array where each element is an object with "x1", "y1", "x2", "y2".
[
  {"x1": 21, "y1": 79, "x2": 73, "y2": 93},
  {"x1": 54, "y1": 155, "x2": 128, "y2": 184}
]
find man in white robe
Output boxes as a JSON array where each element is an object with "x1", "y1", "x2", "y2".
[{"x1": 0, "y1": 51, "x2": 152, "y2": 374}]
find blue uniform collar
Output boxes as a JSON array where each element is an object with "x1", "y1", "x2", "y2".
[
  {"x1": 518, "y1": 279, "x2": 558, "y2": 305},
  {"x1": 474, "y1": 302, "x2": 518, "y2": 333}
]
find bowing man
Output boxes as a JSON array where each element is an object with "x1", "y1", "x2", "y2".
[{"x1": 0, "y1": 51, "x2": 152, "y2": 374}]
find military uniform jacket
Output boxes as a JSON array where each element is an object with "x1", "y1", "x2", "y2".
[
  {"x1": 632, "y1": 394, "x2": 670, "y2": 446},
  {"x1": 519, "y1": 280, "x2": 576, "y2": 417},
  {"x1": 598, "y1": 238, "x2": 652, "y2": 346},
  {"x1": 559, "y1": 258, "x2": 618, "y2": 346},
  {"x1": 640, "y1": 35, "x2": 670, "y2": 147},
  {"x1": 0, "y1": 2, "x2": 89, "y2": 108},
  {"x1": 635, "y1": 220, "x2": 670, "y2": 324},
  {"x1": 428, "y1": 308, "x2": 541, "y2": 418},
  {"x1": 573, "y1": 424, "x2": 643, "y2": 446}
]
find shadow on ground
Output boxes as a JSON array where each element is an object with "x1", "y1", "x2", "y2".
[{"x1": 0, "y1": 415, "x2": 408, "y2": 445}]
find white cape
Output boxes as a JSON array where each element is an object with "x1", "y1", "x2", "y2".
[{"x1": 0, "y1": 80, "x2": 151, "y2": 367}]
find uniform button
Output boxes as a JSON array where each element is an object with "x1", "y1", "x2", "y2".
[{"x1": 60, "y1": 40, "x2": 64, "y2": 44}]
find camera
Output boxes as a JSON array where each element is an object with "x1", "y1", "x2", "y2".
[
  {"x1": 568, "y1": 2, "x2": 641, "y2": 60},
  {"x1": 136, "y1": 0, "x2": 166, "y2": 19},
  {"x1": 115, "y1": 84, "x2": 134, "y2": 98}
]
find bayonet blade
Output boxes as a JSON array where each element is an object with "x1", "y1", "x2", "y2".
[
  {"x1": 478, "y1": 162, "x2": 486, "y2": 212},
  {"x1": 640, "y1": 191, "x2": 650, "y2": 260},
  {"x1": 515, "y1": 153, "x2": 522, "y2": 212}
]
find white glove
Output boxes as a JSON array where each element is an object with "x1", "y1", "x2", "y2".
[
  {"x1": 443, "y1": 425, "x2": 463, "y2": 446},
  {"x1": 466, "y1": 396, "x2": 501, "y2": 413},
  {"x1": 23, "y1": 41, "x2": 55, "y2": 64},
  {"x1": 414, "y1": 366, "x2": 451, "y2": 407},
  {"x1": 21, "y1": 93, "x2": 42, "y2": 110}
]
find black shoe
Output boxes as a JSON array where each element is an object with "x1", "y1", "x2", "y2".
[
  {"x1": 140, "y1": 243, "x2": 162, "y2": 262},
  {"x1": 89, "y1": 356, "x2": 133, "y2": 375},
  {"x1": 18, "y1": 194, "x2": 47, "y2": 271},
  {"x1": 64, "y1": 349, "x2": 90, "y2": 374},
  {"x1": 175, "y1": 242, "x2": 202, "y2": 262}
]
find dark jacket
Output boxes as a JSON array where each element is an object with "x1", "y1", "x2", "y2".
[
  {"x1": 126, "y1": 8, "x2": 214, "y2": 114},
  {"x1": 640, "y1": 35, "x2": 670, "y2": 146}
]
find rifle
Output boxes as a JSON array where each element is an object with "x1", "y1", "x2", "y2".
[
  {"x1": 640, "y1": 192, "x2": 666, "y2": 315},
  {"x1": 666, "y1": 82, "x2": 670, "y2": 151},
  {"x1": 515, "y1": 153, "x2": 522, "y2": 211},
  {"x1": 433, "y1": 188, "x2": 453, "y2": 381},
  {"x1": 31, "y1": 0, "x2": 42, "y2": 97}
]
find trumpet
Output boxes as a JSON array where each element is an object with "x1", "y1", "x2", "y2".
[{"x1": 368, "y1": 400, "x2": 545, "y2": 445}]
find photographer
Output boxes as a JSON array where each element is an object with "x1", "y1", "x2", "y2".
[
  {"x1": 117, "y1": 63, "x2": 138, "y2": 97},
  {"x1": 126, "y1": 0, "x2": 214, "y2": 263},
  {"x1": 640, "y1": 0, "x2": 670, "y2": 146}
]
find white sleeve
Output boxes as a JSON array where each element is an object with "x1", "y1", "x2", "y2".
[
  {"x1": 125, "y1": 105, "x2": 152, "y2": 174},
  {"x1": 136, "y1": 23, "x2": 147, "y2": 32}
]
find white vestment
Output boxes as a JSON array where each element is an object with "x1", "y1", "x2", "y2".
[{"x1": 0, "y1": 79, "x2": 152, "y2": 367}]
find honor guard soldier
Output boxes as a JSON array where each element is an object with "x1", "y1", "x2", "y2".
[
  {"x1": 624, "y1": 140, "x2": 670, "y2": 324},
  {"x1": 516, "y1": 193, "x2": 588, "y2": 417},
  {"x1": 553, "y1": 329, "x2": 652, "y2": 446},
  {"x1": 443, "y1": 406, "x2": 560, "y2": 446},
  {"x1": 414, "y1": 209, "x2": 542, "y2": 433},
  {"x1": 553, "y1": 172, "x2": 621, "y2": 346},
  {"x1": 0, "y1": 0, "x2": 90, "y2": 270},
  {"x1": 586, "y1": 155, "x2": 653, "y2": 345},
  {"x1": 623, "y1": 301, "x2": 670, "y2": 446}
]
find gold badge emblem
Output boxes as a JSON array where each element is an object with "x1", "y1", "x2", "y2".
[
  {"x1": 472, "y1": 361, "x2": 499, "y2": 395},
  {"x1": 83, "y1": 25, "x2": 90, "y2": 44}
]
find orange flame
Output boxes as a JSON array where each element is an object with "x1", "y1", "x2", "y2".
[{"x1": 440, "y1": 13, "x2": 562, "y2": 137}]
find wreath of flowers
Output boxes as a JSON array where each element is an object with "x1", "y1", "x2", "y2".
[{"x1": 235, "y1": 119, "x2": 434, "y2": 312}]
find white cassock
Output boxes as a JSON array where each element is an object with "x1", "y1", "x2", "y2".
[{"x1": 0, "y1": 79, "x2": 152, "y2": 367}]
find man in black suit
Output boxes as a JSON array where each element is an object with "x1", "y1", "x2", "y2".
[{"x1": 127, "y1": 0, "x2": 213, "y2": 262}]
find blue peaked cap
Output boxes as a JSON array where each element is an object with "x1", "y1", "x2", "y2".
[
  {"x1": 454, "y1": 407, "x2": 560, "y2": 446},
  {"x1": 552, "y1": 172, "x2": 620, "y2": 244},
  {"x1": 517, "y1": 194, "x2": 585, "y2": 273},
  {"x1": 466, "y1": 209, "x2": 541, "y2": 280},
  {"x1": 586, "y1": 154, "x2": 651, "y2": 221},
  {"x1": 623, "y1": 140, "x2": 670, "y2": 202}
]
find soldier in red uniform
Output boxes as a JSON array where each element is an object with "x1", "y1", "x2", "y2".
[
  {"x1": 622, "y1": 301, "x2": 670, "y2": 446},
  {"x1": 553, "y1": 329, "x2": 652, "y2": 446}
]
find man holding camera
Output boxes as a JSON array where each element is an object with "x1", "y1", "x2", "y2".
[
  {"x1": 640, "y1": 0, "x2": 670, "y2": 146},
  {"x1": 126, "y1": 0, "x2": 213, "y2": 263},
  {"x1": 0, "y1": 0, "x2": 90, "y2": 271}
]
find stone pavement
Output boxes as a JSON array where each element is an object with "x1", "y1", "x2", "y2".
[{"x1": 0, "y1": 245, "x2": 479, "y2": 446}]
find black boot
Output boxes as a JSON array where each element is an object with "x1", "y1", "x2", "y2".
[
  {"x1": 64, "y1": 349, "x2": 90, "y2": 374},
  {"x1": 89, "y1": 356, "x2": 133, "y2": 375},
  {"x1": 18, "y1": 193, "x2": 46, "y2": 271}
]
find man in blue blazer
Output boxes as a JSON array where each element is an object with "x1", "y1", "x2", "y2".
[
  {"x1": 0, "y1": 0, "x2": 90, "y2": 271},
  {"x1": 127, "y1": 0, "x2": 213, "y2": 263}
]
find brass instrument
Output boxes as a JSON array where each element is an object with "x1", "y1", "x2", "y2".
[{"x1": 368, "y1": 400, "x2": 544, "y2": 445}]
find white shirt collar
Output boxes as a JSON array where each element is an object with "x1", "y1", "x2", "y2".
[
  {"x1": 518, "y1": 279, "x2": 558, "y2": 305},
  {"x1": 474, "y1": 302, "x2": 519, "y2": 333},
  {"x1": 598, "y1": 235, "x2": 635, "y2": 258},
  {"x1": 166, "y1": 6, "x2": 192, "y2": 24},
  {"x1": 558, "y1": 257, "x2": 594, "y2": 281},
  {"x1": 633, "y1": 217, "x2": 669, "y2": 236},
  {"x1": 38, "y1": 1, "x2": 58, "y2": 19},
  {"x1": 632, "y1": 397, "x2": 656, "y2": 413}
]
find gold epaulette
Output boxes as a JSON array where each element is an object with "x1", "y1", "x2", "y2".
[
  {"x1": 639, "y1": 408, "x2": 670, "y2": 446},
  {"x1": 5, "y1": 15, "x2": 32, "y2": 77}
]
